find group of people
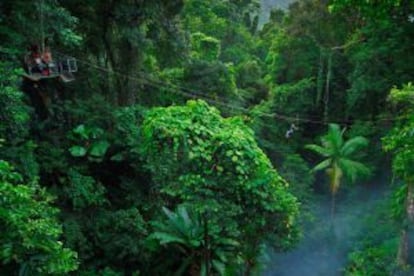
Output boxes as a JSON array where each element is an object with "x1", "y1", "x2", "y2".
[{"x1": 25, "y1": 44, "x2": 55, "y2": 76}]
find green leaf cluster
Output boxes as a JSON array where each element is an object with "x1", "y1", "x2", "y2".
[
  {"x1": 69, "y1": 124, "x2": 110, "y2": 161},
  {"x1": 0, "y1": 160, "x2": 78, "y2": 274},
  {"x1": 141, "y1": 100, "x2": 299, "y2": 272}
]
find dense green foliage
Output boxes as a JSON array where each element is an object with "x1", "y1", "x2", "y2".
[
  {"x1": 0, "y1": 0, "x2": 413, "y2": 274},
  {"x1": 0, "y1": 160, "x2": 78, "y2": 274},
  {"x1": 142, "y1": 100, "x2": 298, "y2": 273}
]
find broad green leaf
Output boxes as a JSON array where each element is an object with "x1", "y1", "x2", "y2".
[
  {"x1": 73, "y1": 124, "x2": 88, "y2": 139},
  {"x1": 312, "y1": 159, "x2": 331, "y2": 172},
  {"x1": 110, "y1": 153, "x2": 125, "y2": 161},
  {"x1": 69, "y1": 146, "x2": 87, "y2": 157},
  {"x1": 89, "y1": 141, "x2": 110, "y2": 157}
]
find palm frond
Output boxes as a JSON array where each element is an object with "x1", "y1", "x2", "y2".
[
  {"x1": 158, "y1": 206, "x2": 203, "y2": 246},
  {"x1": 177, "y1": 205, "x2": 192, "y2": 228},
  {"x1": 324, "y1": 123, "x2": 344, "y2": 153},
  {"x1": 149, "y1": 232, "x2": 188, "y2": 245},
  {"x1": 341, "y1": 136, "x2": 369, "y2": 157},
  {"x1": 338, "y1": 158, "x2": 371, "y2": 183},
  {"x1": 162, "y1": 206, "x2": 188, "y2": 236},
  {"x1": 305, "y1": 144, "x2": 332, "y2": 157},
  {"x1": 311, "y1": 159, "x2": 331, "y2": 172}
]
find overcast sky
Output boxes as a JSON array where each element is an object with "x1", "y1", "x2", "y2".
[{"x1": 259, "y1": 0, "x2": 296, "y2": 26}]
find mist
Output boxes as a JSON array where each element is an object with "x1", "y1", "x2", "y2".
[{"x1": 263, "y1": 181, "x2": 391, "y2": 276}]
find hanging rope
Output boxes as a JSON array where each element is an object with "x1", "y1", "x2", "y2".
[{"x1": 40, "y1": 0, "x2": 45, "y2": 53}]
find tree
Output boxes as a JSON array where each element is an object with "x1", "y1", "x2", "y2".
[
  {"x1": 141, "y1": 100, "x2": 299, "y2": 273},
  {"x1": 0, "y1": 0, "x2": 81, "y2": 52},
  {"x1": 62, "y1": 0, "x2": 185, "y2": 106},
  {"x1": 0, "y1": 61, "x2": 38, "y2": 179},
  {"x1": 306, "y1": 123, "x2": 370, "y2": 219},
  {"x1": 330, "y1": 0, "x2": 414, "y2": 119},
  {"x1": 0, "y1": 159, "x2": 78, "y2": 275},
  {"x1": 383, "y1": 83, "x2": 414, "y2": 268},
  {"x1": 149, "y1": 205, "x2": 238, "y2": 275}
]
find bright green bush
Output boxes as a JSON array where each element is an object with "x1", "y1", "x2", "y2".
[
  {"x1": 0, "y1": 160, "x2": 78, "y2": 274},
  {"x1": 141, "y1": 100, "x2": 299, "y2": 272}
]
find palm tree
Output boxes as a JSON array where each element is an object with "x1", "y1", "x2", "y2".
[
  {"x1": 149, "y1": 205, "x2": 238, "y2": 275},
  {"x1": 305, "y1": 123, "x2": 370, "y2": 219}
]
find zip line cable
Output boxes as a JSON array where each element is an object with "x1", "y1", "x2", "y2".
[
  {"x1": 1, "y1": 47, "x2": 401, "y2": 155},
  {"x1": 61, "y1": 52, "x2": 221, "y2": 102},
  {"x1": 64, "y1": 53, "x2": 318, "y2": 123},
  {"x1": 0, "y1": 0, "x2": 401, "y2": 127},
  {"x1": 2, "y1": 46, "x2": 399, "y2": 127},
  {"x1": 76, "y1": 58, "x2": 310, "y2": 123},
  {"x1": 56, "y1": 75, "x2": 303, "y2": 155},
  {"x1": 62, "y1": 50, "x2": 333, "y2": 121},
  {"x1": 59, "y1": 58, "x2": 315, "y2": 135},
  {"x1": 60, "y1": 50, "x2": 400, "y2": 126}
]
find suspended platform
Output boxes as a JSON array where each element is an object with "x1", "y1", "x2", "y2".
[
  {"x1": 23, "y1": 72, "x2": 75, "y2": 83},
  {"x1": 23, "y1": 55, "x2": 77, "y2": 83}
]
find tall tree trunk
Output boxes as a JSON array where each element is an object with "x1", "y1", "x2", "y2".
[
  {"x1": 397, "y1": 229, "x2": 408, "y2": 267},
  {"x1": 407, "y1": 182, "x2": 414, "y2": 221},
  {"x1": 397, "y1": 181, "x2": 414, "y2": 267},
  {"x1": 328, "y1": 163, "x2": 342, "y2": 222},
  {"x1": 324, "y1": 51, "x2": 333, "y2": 123},
  {"x1": 125, "y1": 44, "x2": 139, "y2": 106},
  {"x1": 316, "y1": 48, "x2": 324, "y2": 107}
]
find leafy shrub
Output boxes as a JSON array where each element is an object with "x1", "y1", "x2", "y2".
[
  {"x1": 141, "y1": 100, "x2": 299, "y2": 272},
  {"x1": 0, "y1": 160, "x2": 78, "y2": 274}
]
